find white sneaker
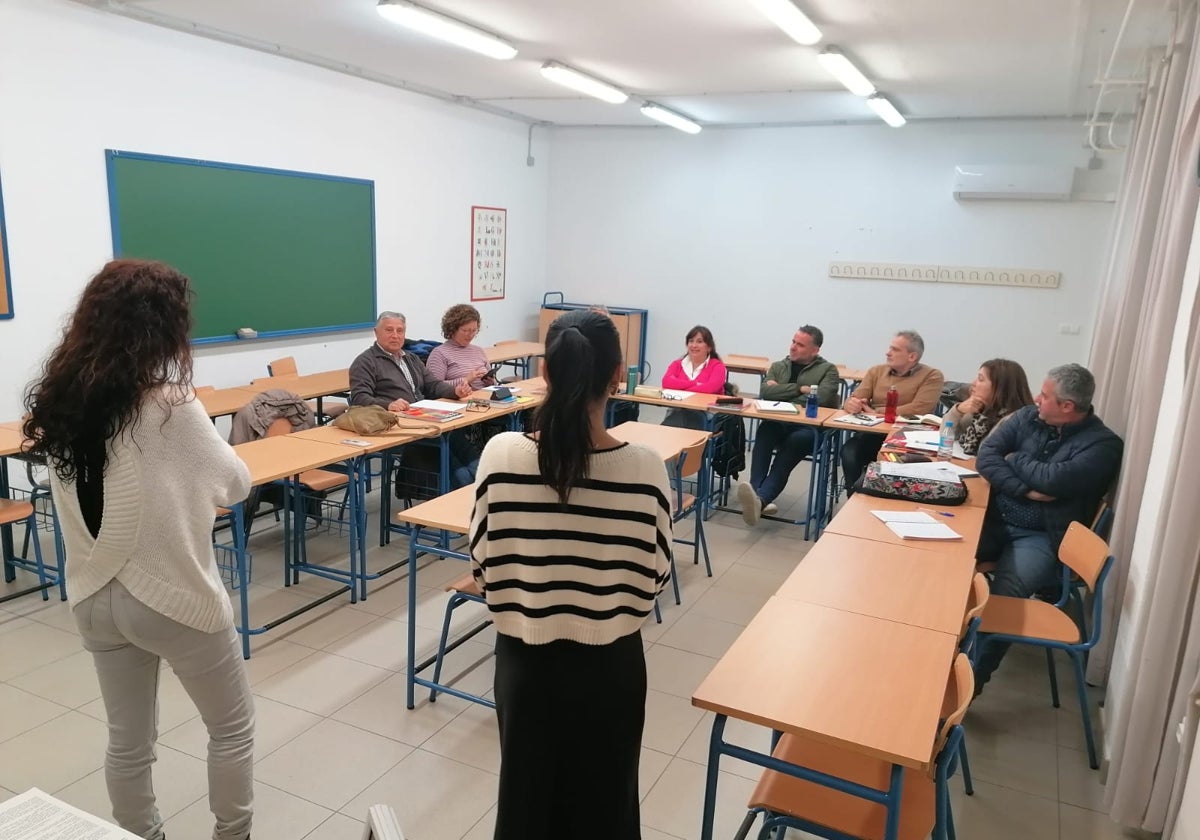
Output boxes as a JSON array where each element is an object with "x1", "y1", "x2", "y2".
[
  {"x1": 762, "y1": 503, "x2": 779, "y2": 516},
  {"x1": 737, "y1": 482, "x2": 762, "y2": 526}
]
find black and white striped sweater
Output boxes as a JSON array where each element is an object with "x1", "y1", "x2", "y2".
[{"x1": 469, "y1": 432, "x2": 673, "y2": 645}]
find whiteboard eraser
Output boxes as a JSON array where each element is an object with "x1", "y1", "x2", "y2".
[{"x1": 236, "y1": 328, "x2": 258, "y2": 339}]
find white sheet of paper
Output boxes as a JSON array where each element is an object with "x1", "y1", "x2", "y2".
[
  {"x1": 411, "y1": 400, "x2": 467, "y2": 411},
  {"x1": 886, "y1": 522, "x2": 963, "y2": 540},
  {"x1": 483, "y1": 385, "x2": 520, "y2": 393},
  {"x1": 662, "y1": 389, "x2": 695, "y2": 400},
  {"x1": 754, "y1": 400, "x2": 798, "y2": 413},
  {"x1": 870, "y1": 510, "x2": 937, "y2": 524},
  {"x1": 0, "y1": 788, "x2": 142, "y2": 839},
  {"x1": 877, "y1": 462, "x2": 964, "y2": 484},
  {"x1": 937, "y1": 462, "x2": 980, "y2": 478}
]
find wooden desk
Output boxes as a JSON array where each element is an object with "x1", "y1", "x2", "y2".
[
  {"x1": 0, "y1": 420, "x2": 22, "y2": 430},
  {"x1": 485, "y1": 341, "x2": 544, "y2": 364},
  {"x1": 289, "y1": 424, "x2": 434, "y2": 454},
  {"x1": 609, "y1": 421, "x2": 710, "y2": 462},
  {"x1": 715, "y1": 403, "x2": 836, "y2": 428},
  {"x1": 227, "y1": 434, "x2": 365, "y2": 657},
  {"x1": 486, "y1": 341, "x2": 544, "y2": 379},
  {"x1": 692, "y1": 597, "x2": 957, "y2": 840},
  {"x1": 0, "y1": 427, "x2": 24, "y2": 457},
  {"x1": 197, "y1": 387, "x2": 259, "y2": 419},
  {"x1": 724, "y1": 354, "x2": 771, "y2": 376},
  {"x1": 393, "y1": 485, "x2": 488, "y2": 710},
  {"x1": 837, "y1": 365, "x2": 870, "y2": 382},
  {"x1": 821, "y1": 493, "x2": 985, "y2": 555},
  {"x1": 243, "y1": 369, "x2": 350, "y2": 400},
  {"x1": 776, "y1": 533, "x2": 973, "y2": 635}
]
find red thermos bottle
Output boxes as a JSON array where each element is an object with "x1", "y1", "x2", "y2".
[{"x1": 884, "y1": 386, "x2": 899, "y2": 424}]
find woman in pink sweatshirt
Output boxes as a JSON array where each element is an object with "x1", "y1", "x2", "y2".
[{"x1": 661, "y1": 325, "x2": 728, "y2": 394}]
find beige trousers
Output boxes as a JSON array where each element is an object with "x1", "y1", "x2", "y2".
[{"x1": 74, "y1": 580, "x2": 254, "y2": 840}]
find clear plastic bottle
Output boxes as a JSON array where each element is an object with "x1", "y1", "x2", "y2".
[
  {"x1": 805, "y1": 387, "x2": 819, "y2": 418},
  {"x1": 938, "y1": 419, "x2": 955, "y2": 461}
]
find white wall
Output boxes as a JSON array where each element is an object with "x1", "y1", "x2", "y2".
[
  {"x1": 546, "y1": 121, "x2": 1117, "y2": 387},
  {"x1": 0, "y1": 0, "x2": 548, "y2": 422}
]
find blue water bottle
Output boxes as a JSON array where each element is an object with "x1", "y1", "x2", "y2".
[{"x1": 805, "y1": 387, "x2": 819, "y2": 418}]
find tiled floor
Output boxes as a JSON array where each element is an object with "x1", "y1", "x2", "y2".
[{"x1": 0, "y1": 479, "x2": 1150, "y2": 839}]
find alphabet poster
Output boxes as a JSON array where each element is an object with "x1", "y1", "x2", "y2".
[
  {"x1": 471, "y1": 205, "x2": 506, "y2": 301},
  {"x1": 0, "y1": 173, "x2": 11, "y2": 319}
]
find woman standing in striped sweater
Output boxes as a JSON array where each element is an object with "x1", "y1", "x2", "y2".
[{"x1": 469, "y1": 309, "x2": 673, "y2": 840}]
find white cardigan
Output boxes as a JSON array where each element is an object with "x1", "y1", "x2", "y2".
[{"x1": 50, "y1": 388, "x2": 251, "y2": 632}]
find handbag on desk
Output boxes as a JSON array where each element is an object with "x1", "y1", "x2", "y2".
[{"x1": 855, "y1": 462, "x2": 968, "y2": 506}]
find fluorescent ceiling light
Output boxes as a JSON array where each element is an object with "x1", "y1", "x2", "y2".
[
  {"x1": 817, "y1": 47, "x2": 875, "y2": 96},
  {"x1": 376, "y1": 0, "x2": 517, "y2": 60},
  {"x1": 867, "y1": 94, "x2": 906, "y2": 127},
  {"x1": 540, "y1": 61, "x2": 628, "y2": 104},
  {"x1": 747, "y1": 0, "x2": 821, "y2": 45},
  {"x1": 640, "y1": 103, "x2": 702, "y2": 134}
]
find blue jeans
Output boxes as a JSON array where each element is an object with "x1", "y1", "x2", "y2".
[
  {"x1": 974, "y1": 524, "x2": 1062, "y2": 685},
  {"x1": 749, "y1": 421, "x2": 816, "y2": 506}
]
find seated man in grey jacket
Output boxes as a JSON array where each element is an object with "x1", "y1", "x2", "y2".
[
  {"x1": 350, "y1": 311, "x2": 476, "y2": 486},
  {"x1": 350, "y1": 311, "x2": 471, "y2": 409},
  {"x1": 973, "y1": 363, "x2": 1123, "y2": 689}
]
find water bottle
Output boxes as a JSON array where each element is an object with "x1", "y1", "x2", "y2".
[
  {"x1": 805, "y1": 387, "x2": 819, "y2": 418},
  {"x1": 626, "y1": 364, "x2": 639, "y2": 394},
  {"x1": 884, "y1": 385, "x2": 899, "y2": 424},
  {"x1": 938, "y1": 420, "x2": 955, "y2": 461}
]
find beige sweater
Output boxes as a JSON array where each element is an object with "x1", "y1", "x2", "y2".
[{"x1": 50, "y1": 389, "x2": 251, "y2": 632}]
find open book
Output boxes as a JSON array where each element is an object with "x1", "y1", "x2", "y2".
[
  {"x1": 402, "y1": 400, "x2": 465, "y2": 422},
  {"x1": 835, "y1": 413, "x2": 884, "y2": 427},
  {"x1": 896, "y1": 413, "x2": 942, "y2": 426},
  {"x1": 754, "y1": 400, "x2": 798, "y2": 413}
]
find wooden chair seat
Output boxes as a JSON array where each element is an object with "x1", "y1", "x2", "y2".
[
  {"x1": 315, "y1": 401, "x2": 348, "y2": 418},
  {"x1": 748, "y1": 733, "x2": 935, "y2": 840},
  {"x1": 446, "y1": 573, "x2": 481, "y2": 597},
  {"x1": 298, "y1": 469, "x2": 348, "y2": 493},
  {"x1": 0, "y1": 499, "x2": 35, "y2": 526},
  {"x1": 216, "y1": 506, "x2": 232, "y2": 516},
  {"x1": 978, "y1": 594, "x2": 1081, "y2": 644}
]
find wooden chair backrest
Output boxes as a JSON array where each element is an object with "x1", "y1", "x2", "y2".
[
  {"x1": 961, "y1": 572, "x2": 989, "y2": 639},
  {"x1": 269, "y1": 357, "x2": 299, "y2": 377},
  {"x1": 934, "y1": 653, "x2": 975, "y2": 763},
  {"x1": 676, "y1": 437, "x2": 709, "y2": 481},
  {"x1": 1059, "y1": 520, "x2": 1110, "y2": 591},
  {"x1": 1090, "y1": 499, "x2": 1114, "y2": 540},
  {"x1": 265, "y1": 417, "x2": 293, "y2": 438}
]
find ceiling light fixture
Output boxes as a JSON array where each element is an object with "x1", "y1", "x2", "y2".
[
  {"x1": 867, "y1": 94, "x2": 906, "y2": 127},
  {"x1": 640, "y1": 103, "x2": 702, "y2": 134},
  {"x1": 376, "y1": 0, "x2": 517, "y2": 60},
  {"x1": 747, "y1": 0, "x2": 821, "y2": 45},
  {"x1": 816, "y1": 47, "x2": 875, "y2": 96},
  {"x1": 539, "y1": 61, "x2": 628, "y2": 104}
]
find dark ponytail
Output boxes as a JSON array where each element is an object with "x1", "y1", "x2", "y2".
[{"x1": 536, "y1": 309, "x2": 622, "y2": 502}]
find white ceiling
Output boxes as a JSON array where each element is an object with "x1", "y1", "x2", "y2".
[{"x1": 88, "y1": 0, "x2": 1171, "y2": 127}]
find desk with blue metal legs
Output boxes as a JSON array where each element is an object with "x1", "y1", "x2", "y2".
[
  {"x1": 706, "y1": 404, "x2": 840, "y2": 539},
  {"x1": 228, "y1": 435, "x2": 368, "y2": 658},
  {"x1": 692, "y1": 597, "x2": 958, "y2": 840},
  {"x1": 392, "y1": 485, "x2": 492, "y2": 710},
  {"x1": 484, "y1": 341, "x2": 544, "y2": 381}
]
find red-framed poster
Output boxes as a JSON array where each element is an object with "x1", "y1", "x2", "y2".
[{"x1": 470, "y1": 205, "x2": 506, "y2": 301}]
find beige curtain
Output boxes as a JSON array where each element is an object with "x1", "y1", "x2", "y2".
[
  {"x1": 1088, "y1": 3, "x2": 1200, "y2": 686},
  {"x1": 1087, "y1": 3, "x2": 1200, "y2": 832},
  {"x1": 1107, "y1": 288, "x2": 1200, "y2": 834}
]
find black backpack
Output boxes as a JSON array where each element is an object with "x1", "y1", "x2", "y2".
[{"x1": 710, "y1": 410, "x2": 747, "y2": 478}]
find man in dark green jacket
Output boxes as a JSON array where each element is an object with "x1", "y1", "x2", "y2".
[{"x1": 737, "y1": 325, "x2": 841, "y2": 526}]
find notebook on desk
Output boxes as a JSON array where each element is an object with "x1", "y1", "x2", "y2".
[{"x1": 403, "y1": 400, "x2": 464, "y2": 422}]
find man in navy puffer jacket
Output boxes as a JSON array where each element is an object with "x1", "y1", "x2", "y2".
[{"x1": 974, "y1": 363, "x2": 1123, "y2": 688}]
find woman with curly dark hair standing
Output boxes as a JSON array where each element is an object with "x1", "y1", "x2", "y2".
[{"x1": 23, "y1": 259, "x2": 254, "y2": 840}]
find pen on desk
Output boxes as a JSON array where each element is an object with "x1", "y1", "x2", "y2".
[{"x1": 917, "y1": 507, "x2": 955, "y2": 518}]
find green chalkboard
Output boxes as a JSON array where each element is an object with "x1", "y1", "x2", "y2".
[{"x1": 106, "y1": 150, "x2": 376, "y2": 343}]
